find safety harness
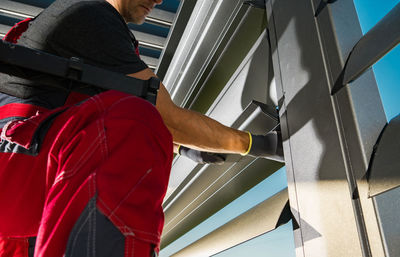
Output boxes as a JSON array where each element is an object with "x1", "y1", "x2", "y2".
[
  {"x1": 0, "y1": 17, "x2": 160, "y2": 257},
  {"x1": 0, "y1": 18, "x2": 159, "y2": 105}
]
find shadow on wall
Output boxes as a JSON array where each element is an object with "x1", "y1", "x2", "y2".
[
  {"x1": 254, "y1": 0, "x2": 374, "y2": 252},
  {"x1": 240, "y1": 32, "x2": 277, "y2": 109}
]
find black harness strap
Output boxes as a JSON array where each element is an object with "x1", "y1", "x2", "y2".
[{"x1": 0, "y1": 40, "x2": 159, "y2": 105}]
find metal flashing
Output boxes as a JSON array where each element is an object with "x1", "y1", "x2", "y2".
[
  {"x1": 369, "y1": 114, "x2": 400, "y2": 197},
  {"x1": 331, "y1": 2, "x2": 400, "y2": 95},
  {"x1": 171, "y1": 189, "x2": 289, "y2": 257}
]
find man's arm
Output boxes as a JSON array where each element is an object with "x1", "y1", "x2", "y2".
[{"x1": 129, "y1": 68, "x2": 249, "y2": 155}]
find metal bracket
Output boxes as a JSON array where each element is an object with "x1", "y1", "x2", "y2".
[
  {"x1": 331, "y1": 2, "x2": 400, "y2": 95},
  {"x1": 145, "y1": 77, "x2": 160, "y2": 104},
  {"x1": 368, "y1": 113, "x2": 400, "y2": 197},
  {"x1": 314, "y1": 0, "x2": 338, "y2": 17}
]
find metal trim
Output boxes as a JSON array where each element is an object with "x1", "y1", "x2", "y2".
[
  {"x1": 171, "y1": 189, "x2": 289, "y2": 257},
  {"x1": 368, "y1": 114, "x2": 400, "y2": 197},
  {"x1": 331, "y1": 2, "x2": 400, "y2": 95},
  {"x1": 162, "y1": 100, "x2": 281, "y2": 248}
]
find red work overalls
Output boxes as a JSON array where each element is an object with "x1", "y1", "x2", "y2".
[{"x1": 0, "y1": 18, "x2": 172, "y2": 257}]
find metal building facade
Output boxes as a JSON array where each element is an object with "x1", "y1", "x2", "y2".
[
  {"x1": 160, "y1": 0, "x2": 400, "y2": 256},
  {"x1": 1, "y1": 0, "x2": 399, "y2": 256}
]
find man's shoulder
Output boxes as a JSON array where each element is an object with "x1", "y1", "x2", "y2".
[
  {"x1": 47, "y1": 0, "x2": 115, "y2": 17},
  {"x1": 34, "y1": 0, "x2": 124, "y2": 35}
]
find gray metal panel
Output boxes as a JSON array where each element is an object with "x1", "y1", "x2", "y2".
[
  {"x1": 164, "y1": 101, "x2": 278, "y2": 204},
  {"x1": 164, "y1": 30, "x2": 277, "y2": 204},
  {"x1": 134, "y1": 30, "x2": 166, "y2": 50},
  {"x1": 266, "y1": 0, "x2": 388, "y2": 256},
  {"x1": 0, "y1": 24, "x2": 11, "y2": 37},
  {"x1": 156, "y1": 0, "x2": 197, "y2": 79},
  {"x1": 0, "y1": 0, "x2": 175, "y2": 27},
  {"x1": 374, "y1": 187, "x2": 400, "y2": 257},
  {"x1": 369, "y1": 114, "x2": 400, "y2": 197},
  {"x1": 332, "y1": 2, "x2": 400, "y2": 94},
  {"x1": 0, "y1": 0, "x2": 42, "y2": 18},
  {"x1": 162, "y1": 0, "x2": 247, "y2": 107},
  {"x1": 161, "y1": 31, "x2": 283, "y2": 248},
  {"x1": 147, "y1": 8, "x2": 175, "y2": 27},
  {"x1": 161, "y1": 104, "x2": 282, "y2": 248},
  {"x1": 140, "y1": 56, "x2": 158, "y2": 70},
  {"x1": 171, "y1": 189, "x2": 289, "y2": 257},
  {"x1": 321, "y1": 1, "x2": 399, "y2": 256}
]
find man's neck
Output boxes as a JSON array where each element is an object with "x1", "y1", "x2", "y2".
[{"x1": 105, "y1": 0, "x2": 122, "y2": 16}]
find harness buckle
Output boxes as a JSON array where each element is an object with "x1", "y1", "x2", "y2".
[{"x1": 66, "y1": 57, "x2": 84, "y2": 81}]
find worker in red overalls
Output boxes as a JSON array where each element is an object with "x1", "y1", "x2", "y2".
[{"x1": 0, "y1": 0, "x2": 283, "y2": 256}]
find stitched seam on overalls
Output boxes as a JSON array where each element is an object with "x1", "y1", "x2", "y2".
[
  {"x1": 66, "y1": 208, "x2": 95, "y2": 256},
  {"x1": 54, "y1": 95, "x2": 108, "y2": 184},
  {"x1": 110, "y1": 168, "x2": 152, "y2": 217},
  {"x1": 53, "y1": 132, "x2": 104, "y2": 185},
  {"x1": 65, "y1": 177, "x2": 96, "y2": 257},
  {"x1": 97, "y1": 197, "x2": 161, "y2": 239}
]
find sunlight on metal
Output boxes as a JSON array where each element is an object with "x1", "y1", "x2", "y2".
[
  {"x1": 172, "y1": 0, "x2": 224, "y2": 101},
  {"x1": 266, "y1": 0, "x2": 391, "y2": 255},
  {"x1": 145, "y1": 16, "x2": 172, "y2": 27},
  {"x1": 159, "y1": 168, "x2": 291, "y2": 257},
  {"x1": 171, "y1": 189, "x2": 289, "y2": 257},
  {"x1": 0, "y1": 8, "x2": 33, "y2": 19},
  {"x1": 139, "y1": 41, "x2": 164, "y2": 51}
]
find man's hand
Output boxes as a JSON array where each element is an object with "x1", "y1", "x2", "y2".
[
  {"x1": 244, "y1": 130, "x2": 284, "y2": 162},
  {"x1": 179, "y1": 146, "x2": 226, "y2": 165}
]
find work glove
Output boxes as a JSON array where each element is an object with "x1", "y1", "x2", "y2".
[
  {"x1": 178, "y1": 146, "x2": 226, "y2": 165},
  {"x1": 242, "y1": 130, "x2": 284, "y2": 162}
]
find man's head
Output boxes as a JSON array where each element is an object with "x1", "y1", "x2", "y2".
[{"x1": 107, "y1": 0, "x2": 163, "y2": 24}]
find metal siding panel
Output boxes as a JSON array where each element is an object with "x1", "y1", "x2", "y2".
[
  {"x1": 341, "y1": 3, "x2": 400, "y2": 87},
  {"x1": 267, "y1": 0, "x2": 387, "y2": 256},
  {"x1": 374, "y1": 188, "x2": 400, "y2": 257},
  {"x1": 162, "y1": 31, "x2": 282, "y2": 249},
  {"x1": 369, "y1": 114, "x2": 400, "y2": 196},
  {"x1": 156, "y1": 0, "x2": 197, "y2": 79},
  {"x1": 171, "y1": 189, "x2": 289, "y2": 257}
]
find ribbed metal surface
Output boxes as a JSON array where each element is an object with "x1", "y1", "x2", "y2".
[
  {"x1": 0, "y1": 0, "x2": 180, "y2": 70},
  {"x1": 161, "y1": 27, "x2": 283, "y2": 249},
  {"x1": 171, "y1": 189, "x2": 289, "y2": 257}
]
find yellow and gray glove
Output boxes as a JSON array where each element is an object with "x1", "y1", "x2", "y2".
[{"x1": 242, "y1": 130, "x2": 284, "y2": 162}]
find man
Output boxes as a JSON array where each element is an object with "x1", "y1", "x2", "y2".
[{"x1": 0, "y1": 0, "x2": 282, "y2": 256}]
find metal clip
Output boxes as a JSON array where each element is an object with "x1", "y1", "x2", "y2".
[{"x1": 146, "y1": 77, "x2": 160, "y2": 105}]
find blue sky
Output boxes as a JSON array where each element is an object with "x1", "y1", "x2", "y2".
[{"x1": 160, "y1": 1, "x2": 399, "y2": 256}]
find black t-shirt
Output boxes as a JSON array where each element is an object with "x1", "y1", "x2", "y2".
[{"x1": 0, "y1": 0, "x2": 148, "y2": 109}]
